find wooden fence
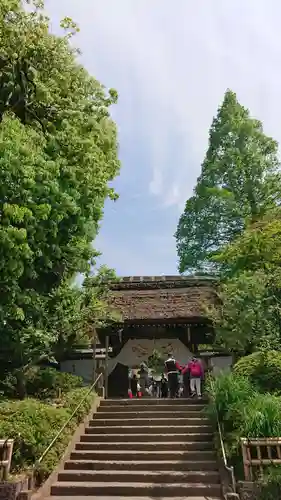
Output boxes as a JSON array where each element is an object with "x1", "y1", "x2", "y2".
[
  {"x1": 241, "y1": 437, "x2": 281, "y2": 480},
  {"x1": 0, "y1": 439, "x2": 14, "y2": 480}
]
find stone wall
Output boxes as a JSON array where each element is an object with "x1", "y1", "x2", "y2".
[
  {"x1": 60, "y1": 358, "x2": 106, "y2": 384},
  {"x1": 61, "y1": 353, "x2": 233, "y2": 384},
  {"x1": 60, "y1": 358, "x2": 94, "y2": 384},
  {"x1": 210, "y1": 355, "x2": 233, "y2": 375},
  {"x1": 237, "y1": 480, "x2": 260, "y2": 500},
  {"x1": 0, "y1": 477, "x2": 29, "y2": 500}
]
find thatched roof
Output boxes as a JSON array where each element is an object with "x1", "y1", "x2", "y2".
[{"x1": 108, "y1": 276, "x2": 217, "y2": 322}]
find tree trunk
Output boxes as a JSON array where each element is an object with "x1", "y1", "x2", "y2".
[{"x1": 15, "y1": 371, "x2": 26, "y2": 400}]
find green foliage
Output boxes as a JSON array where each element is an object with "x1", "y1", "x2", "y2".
[
  {"x1": 215, "y1": 210, "x2": 281, "y2": 277},
  {"x1": 0, "y1": 367, "x2": 83, "y2": 400},
  {"x1": 206, "y1": 373, "x2": 281, "y2": 479},
  {"x1": 0, "y1": 387, "x2": 95, "y2": 483},
  {"x1": 0, "y1": 1, "x2": 120, "y2": 394},
  {"x1": 46, "y1": 282, "x2": 91, "y2": 361},
  {"x1": 81, "y1": 265, "x2": 122, "y2": 329},
  {"x1": 147, "y1": 350, "x2": 165, "y2": 374},
  {"x1": 25, "y1": 368, "x2": 83, "y2": 399},
  {"x1": 59, "y1": 387, "x2": 93, "y2": 421},
  {"x1": 240, "y1": 393, "x2": 281, "y2": 438},
  {"x1": 176, "y1": 90, "x2": 281, "y2": 274},
  {"x1": 233, "y1": 352, "x2": 261, "y2": 378},
  {"x1": 234, "y1": 352, "x2": 281, "y2": 393},
  {"x1": 205, "y1": 373, "x2": 253, "y2": 431},
  {"x1": 208, "y1": 269, "x2": 281, "y2": 353},
  {"x1": 258, "y1": 467, "x2": 281, "y2": 500},
  {"x1": 207, "y1": 209, "x2": 281, "y2": 353}
]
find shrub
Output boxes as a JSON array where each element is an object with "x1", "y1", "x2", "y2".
[
  {"x1": 205, "y1": 372, "x2": 254, "y2": 430},
  {"x1": 233, "y1": 352, "x2": 261, "y2": 378},
  {"x1": 0, "y1": 368, "x2": 84, "y2": 400},
  {"x1": 0, "y1": 387, "x2": 95, "y2": 483},
  {"x1": 59, "y1": 387, "x2": 94, "y2": 421},
  {"x1": 258, "y1": 466, "x2": 281, "y2": 500},
  {"x1": 206, "y1": 372, "x2": 281, "y2": 481},
  {"x1": 234, "y1": 351, "x2": 281, "y2": 392},
  {"x1": 238, "y1": 393, "x2": 281, "y2": 438},
  {"x1": 0, "y1": 372, "x2": 18, "y2": 398},
  {"x1": 26, "y1": 368, "x2": 84, "y2": 399}
]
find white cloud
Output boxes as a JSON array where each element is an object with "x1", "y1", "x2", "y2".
[{"x1": 46, "y1": 0, "x2": 281, "y2": 209}]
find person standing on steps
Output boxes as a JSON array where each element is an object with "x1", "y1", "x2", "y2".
[
  {"x1": 160, "y1": 373, "x2": 168, "y2": 398},
  {"x1": 139, "y1": 362, "x2": 149, "y2": 396},
  {"x1": 181, "y1": 361, "x2": 191, "y2": 397},
  {"x1": 130, "y1": 373, "x2": 139, "y2": 398},
  {"x1": 187, "y1": 356, "x2": 204, "y2": 398},
  {"x1": 164, "y1": 353, "x2": 182, "y2": 398}
]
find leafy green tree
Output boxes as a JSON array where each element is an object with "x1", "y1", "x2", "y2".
[
  {"x1": 47, "y1": 266, "x2": 120, "y2": 360},
  {"x1": 147, "y1": 349, "x2": 165, "y2": 375},
  {"x1": 0, "y1": 1, "x2": 120, "y2": 396},
  {"x1": 207, "y1": 209, "x2": 281, "y2": 353},
  {"x1": 215, "y1": 209, "x2": 281, "y2": 277},
  {"x1": 0, "y1": 267, "x2": 119, "y2": 398},
  {"x1": 176, "y1": 90, "x2": 281, "y2": 274},
  {"x1": 208, "y1": 270, "x2": 281, "y2": 353}
]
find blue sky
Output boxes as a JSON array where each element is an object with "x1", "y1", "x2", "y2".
[{"x1": 45, "y1": 0, "x2": 281, "y2": 276}]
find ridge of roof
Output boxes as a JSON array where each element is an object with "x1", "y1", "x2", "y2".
[{"x1": 109, "y1": 275, "x2": 218, "y2": 291}]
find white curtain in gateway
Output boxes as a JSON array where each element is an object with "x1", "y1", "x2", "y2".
[{"x1": 107, "y1": 338, "x2": 192, "y2": 374}]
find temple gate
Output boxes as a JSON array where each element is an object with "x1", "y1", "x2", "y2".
[{"x1": 97, "y1": 275, "x2": 218, "y2": 397}]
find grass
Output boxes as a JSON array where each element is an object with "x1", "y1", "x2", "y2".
[{"x1": 205, "y1": 372, "x2": 281, "y2": 483}]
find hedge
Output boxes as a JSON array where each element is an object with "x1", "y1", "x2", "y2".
[
  {"x1": 0, "y1": 367, "x2": 84, "y2": 400},
  {"x1": 234, "y1": 351, "x2": 281, "y2": 392},
  {"x1": 0, "y1": 387, "x2": 95, "y2": 484}
]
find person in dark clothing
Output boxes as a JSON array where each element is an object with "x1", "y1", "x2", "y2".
[
  {"x1": 160, "y1": 374, "x2": 168, "y2": 398},
  {"x1": 164, "y1": 354, "x2": 182, "y2": 398},
  {"x1": 130, "y1": 374, "x2": 138, "y2": 397},
  {"x1": 151, "y1": 378, "x2": 158, "y2": 398}
]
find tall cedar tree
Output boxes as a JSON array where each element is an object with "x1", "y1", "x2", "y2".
[{"x1": 175, "y1": 90, "x2": 281, "y2": 274}]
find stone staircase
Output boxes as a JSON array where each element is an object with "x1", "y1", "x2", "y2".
[{"x1": 50, "y1": 397, "x2": 222, "y2": 499}]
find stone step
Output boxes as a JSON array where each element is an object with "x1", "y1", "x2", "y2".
[
  {"x1": 89, "y1": 417, "x2": 212, "y2": 427},
  {"x1": 95, "y1": 411, "x2": 208, "y2": 419},
  {"x1": 97, "y1": 405, "x2": 205, "y2": 413},
  {"x1": 98, "y1": 400, "x2": 206, "y2": 414},
  {"x1": 57, "y1": 469, "x2": 220, "y2": 484},
  {"x1": 70, "y1": 450, "x2": 216, "y2": 462},
  {"x1": 64, "y1": 459, "x2": 218, "y2": 471},
  {"x1": 49, "y1": 496, "x2": 221, "y2": 500},
  {"x1": 51, "y1": 480, "x2": 221, "y2": 497},
  {"x1": 100, "y1": 398, "x2": 207, "y2": 405},
  {"x1": 85, "y1": 425, "x2": 210, "y2": 434},
  {"x1": 75, "y1": 441, "x2": 213, "y2": 452},
  {"x1": 80, "y1": 432, "x2": 212, "y2": 443}
]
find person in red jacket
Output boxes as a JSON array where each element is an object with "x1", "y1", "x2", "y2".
[{"x1": 187, "y1": 357, "x2": 204, "y2": 398}]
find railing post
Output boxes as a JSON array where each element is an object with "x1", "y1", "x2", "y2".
[
  {"x1": 92, "y1": 329, "x2": 97, "y2": 384},
  {"x1": 0, "y1": 439, "x2": 14, "y2": 480},
  {"x1": 105, "y1": 334, "x2": 109, "y2": 399},
  {"x1": 209, "y1": 378, "x2": 236, "y2": 493}
]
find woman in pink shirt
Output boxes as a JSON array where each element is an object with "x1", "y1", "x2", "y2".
[{"x1": 182, "y1": 357, "x2": 204, "y2": 398}]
